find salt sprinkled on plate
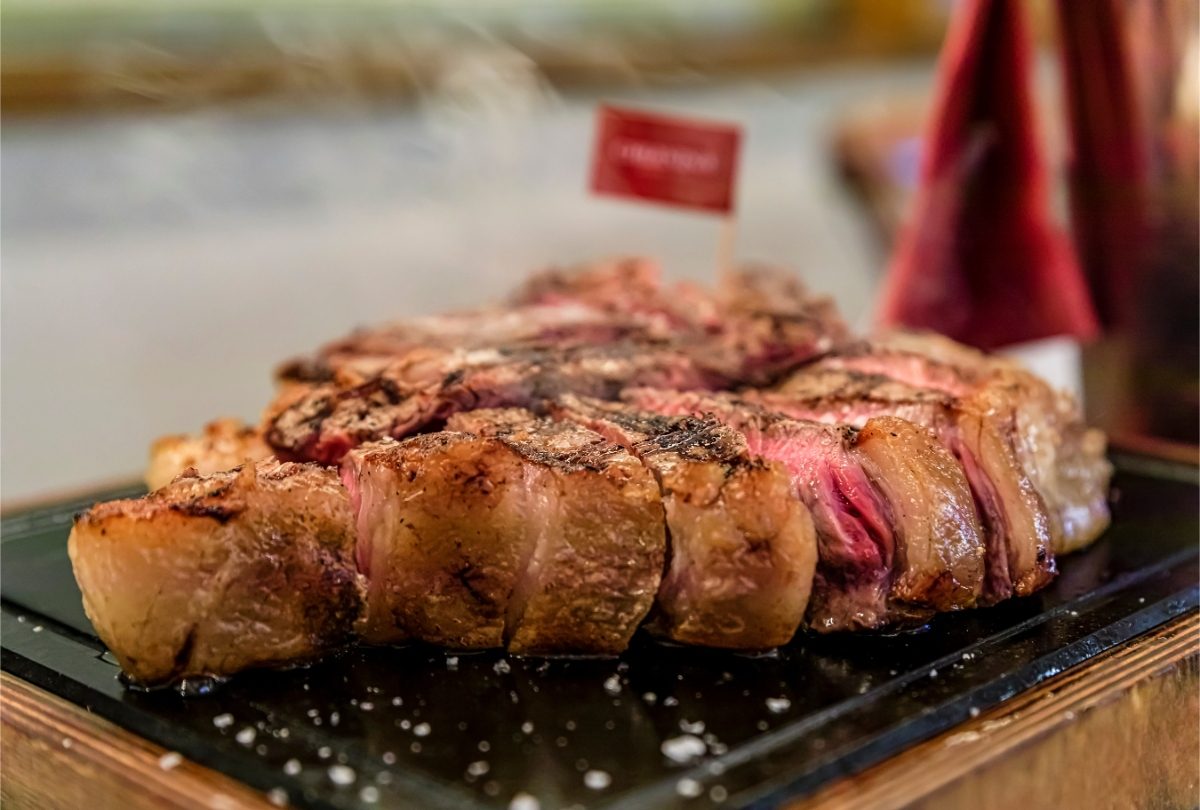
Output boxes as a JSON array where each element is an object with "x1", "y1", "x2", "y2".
[
  {"x1": 358, "y1": 785, "x2": 380, "y2": 803},
  {"x1": 603, "y1": 675, "x2": 621, "y2": 695},
  {"x1": 212, "y1": 713, "x2": 234, "y2": 729},
  {"x1": 382, "y1": 751, "x2": 397, "y2": 765},
  {"x1": 642, "y1": 692, "x2": 657, "y2": 705},
  {"x1": 660, "y1": 734, "x2": 706, "y2": 764},
  {"x1": 360, "y1": 702, "x2": 374, "y2": 711},
  {"x1": 283, "y1": 759, "x2": 302, "y2": 776},
  {"x1": 765, "y1": 697, "x2": 790, "y2": 714},
  {"x1": 679, "y1": 719, "x2": 705, "y2": 734},
  {"x1": 710, "y1": 785, "x2": 728, "y2": 802},
  {"x1": 328, "y1": 764, "x2": 356, "y2": 786},
  {"x1": 583, "y1": 770, "x2": 611, "y2": 790},
  {"x1": 235, "y1": 728, "x2": 256, "y2": 746},
  {"x1": 494, "y1": 659, "x2": 511, "y2": 674},
  {"x1": 318, "y1": 746, "x2": 332, "y2": 759},
  {"x1": 521, "y1": 721, "x2": 534, "y2": 734},
  {"x1": 392, "y1": 697, "x2": 403, "y2": 706},
  {"x1": 676, "y1": 778, "x2": 703, "y2": 798},
  {"x1": 509, "y1": 792, "x2": 540, "y2": 810},
  {"x1": 663, "y1": 696, "x2": 679, "y2": 707},
  {"x1": 267, "y1": 787, "x2": 288, "y2": 807},
  {"x1": 158, "y1": 752, "x2": 182, "y2": 771},
  {"x1": 467, "y1": 761, "x2": 490, "y2": 777},
  {"x1": 413, "y1": 722, "x2": 431, "y2": 737},
  {"x1": 447, "y1": 657, "x2": 459, "y2": 670}
]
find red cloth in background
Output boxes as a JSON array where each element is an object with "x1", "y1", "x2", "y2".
[{"x1": 877, "y1": 0, "x2": 1098, "y2": 350}]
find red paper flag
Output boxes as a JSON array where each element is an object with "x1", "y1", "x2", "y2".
[
  {"x1": 591, "y1": 105, "x2": 741, "y2": 215},
  {"x1": 876, "y1": 0, "x2": 1098, "y2": 350}
]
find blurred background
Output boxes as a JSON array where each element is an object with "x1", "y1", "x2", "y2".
[{"x1": 2, "y1": 0, "x2": 1196, "y2": 500}]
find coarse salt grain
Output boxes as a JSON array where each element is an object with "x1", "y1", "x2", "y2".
[
  {"x1": 327, "y1": 764, "x2": 356, "y2": 786},
  {"x1": 660, "y1": 734, "x2": 706, "y2": 764},
  {"x1": 158, "y1": 752, "x2": 183, "y2": 770},
  {"x1": 583, "y1": 770, "x2": 611, "y2": 790},
  {"x1": 508, "y1": 792, "x2": 540, "y2": 810},
  {"x1": 765, "y1": 697, "x2": 790, "y2": 714},
  {"x1": 676, "y1": 778, "x2": 703, "y2": 798}
]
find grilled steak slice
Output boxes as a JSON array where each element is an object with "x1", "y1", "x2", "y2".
[
  {"x1": 551, "y1": 395, "x2": 817, "y2": 649},
  {"x1": 628, "y1": 390, "x2": 985, "y2": 631},
  {"x1": 343, "y1": 411, "x2": 664, "y2": 654},
  {"x1": 68, "y1": 461, "x2": 363, "y2": 685},
  {"x1": 756, "y1": 368, "x2": 1055, "y2": 600},
  {"x1": 810, "y1": 332, "x2": 1112, "y2": 554},
  {"x1": 145, "y1": 418, "x2": 272, "y2": 491}
]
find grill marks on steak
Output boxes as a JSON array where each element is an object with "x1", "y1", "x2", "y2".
[
  {"x1": 627, "y1": 389, "x2": 986, "y2": 631},
  {"x1": 267, "y1": 343, "x2": 723, "y2": 464},
  {"x1": 551, "y1": 395, "x2": 817, "y2": 649},
  {"x1": 343, "y1": 410, "x2": 665, "y2": 655},
  {"x1": 69, "y1": 461, "x2": 364, "y2": 684},
  {"x1": 264, "y1": 263, "x2": 848, "y2": 465}
]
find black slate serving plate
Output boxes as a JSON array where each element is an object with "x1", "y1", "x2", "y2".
[{"x1": 2, "y1": 452, "x2": 1198, "y2": 809}]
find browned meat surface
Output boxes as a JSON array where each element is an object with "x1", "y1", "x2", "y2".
[
  {"x1": 343, "y1": 410, "x2": 664, "y2": 655},
  {"x1": 145, "y1": 418, "x2": 272, "y2": 491},
  {"x1": 264, "y1": 263, "x2": 849, "y2": 466},
  {"x1": 807, "y1": 332, "x2": 1112, "y2": 555},
  {"x1": 68, "y1": 461, "x2": 363, "y2": 685},
  {"x1": 70, "y1": 265, "x2": 1113, "y2": 685},
  {"x1": 755, "y1": 367, "x2": 1056, "y2": 601},
  {"x1": 627, "y1": 389, "x2": 986, "y2": 631},
  {"x1": 552, "y1": 395, "x2": 817, "y2": 648}
]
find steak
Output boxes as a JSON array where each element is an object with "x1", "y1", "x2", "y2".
[
  {"x1": 551, "y1": 395, "x2": 817, "y2": 648},
  {"x1": 145, "y1": 418, "x2": 271, "y2": 490},
  {"x1": 751, "y1": 367, "x2": 1056, "y2": 601},
  {"x1": 69, "y1": 461, "x2": 364, "y2": 684},
  {"x1": 627, "y1": 389, "x2": 986, "y2": 631},
  {"x1": 68, "y1": 264, "x2": 1114, "y2": 686},
  {"x1": 806, "y1": 332, "x2": 1112, "y2": 554},
  {"x1": 343, "y1": 410, "x2": 665, "y2": 655},
  {"x1": 263, "y1": 261, "x2": 849, "y2": 466}
]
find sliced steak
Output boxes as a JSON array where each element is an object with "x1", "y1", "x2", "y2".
[
  {"x1": 755, "y1": 367, "x2": 1055, "y2": 600},
  {"x1": 809, "y1": 333, "x2": 1112, "y2": 554},
  {"x1": 343, "y1": 410, "x2": 664, "y2": 654},
  {"x1": 627, "y1": 389, "x2": 985, "y2": 631},
  {"x1": 69, "y1": 461, "x2": 364, "y2": 685},
  {"x1": 145, "y1": 418, "x2": 272, "y2": 491},
  {"x1": 551, "y1": 395, "x2": 817, "y2": 649}
]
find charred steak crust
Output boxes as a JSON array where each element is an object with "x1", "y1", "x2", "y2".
[
  {"x1": 343, "y1": 410, "x2": 665, "y2": 656},
  {"x1": 624, "y1": 388, "x2": 988, "y2": 632},
  {"x1": 551, "y1": 395, "x2": 817, "y2": 649},
  {"x1": 69, "y1": 461, "x2": 363, "y2": 685}
]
